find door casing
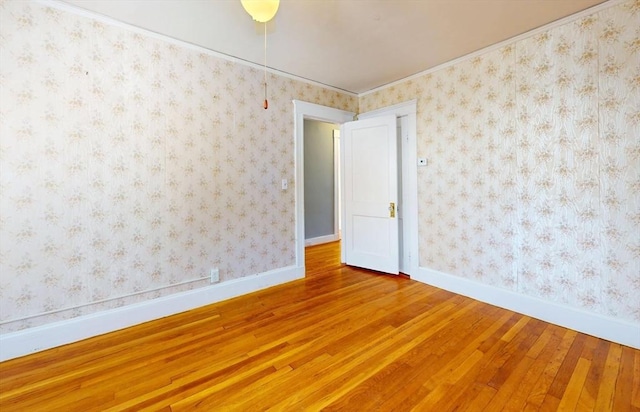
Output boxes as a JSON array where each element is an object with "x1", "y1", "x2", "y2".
[
  {"x1": 293, "y1": 100, "x2": 354, "y2": 272},
  {"x1": 293, "y1": 99, "x2": 418, "y2": 277}
]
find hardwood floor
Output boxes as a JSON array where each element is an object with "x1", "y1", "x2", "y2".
[{"x1": 1, "y1": 241, "x2": 638, "y2": 411}]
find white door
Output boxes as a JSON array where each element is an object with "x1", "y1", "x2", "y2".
[{"x1": 343, "y1": 115, "x2": 398, "y2": 274}]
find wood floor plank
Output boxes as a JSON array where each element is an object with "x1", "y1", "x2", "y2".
[
  {"x1": 388, "y1": 311, "x2": 522, "y2": 410},
  {"x1": 547, "y1": 332, "x2": 587, "y2": 400},
  {"x1": 557, "y1": 356, "x2": 591, "y2": 411},
  {"x1": 459, "y1": 383, "x2": 497, "y2": 411},
  {"x1": 594, "y1": 343, "x2": 623, "y2": 411},
  {"x1": 374, "y1": 310, "x2": 515, "y2": 411},
  {"x1": 486, "y1": 318, "x2": 547, "y2": 390},
  {"x1": 482, "y1": 322, "x2": 557, "y2": 411},
  {"x1": 428, "y1": 316, "x2": 544, "y2": 411},
  {"x1": 0, "y1": 241, "x2": 637, "y2": 411},
  {"x1": 634, "y1": 349, "x2": 640, "y2": 409},
  {"x1": 575, "y1": 337, "x2": 610, "y2": 411},
  {"x1": 524, "y1": 328, "x2": 578, "y2": 409},
  {"x1": 501, "y1": 324, "x2": 566, "y2": 410},
  {"x1": 613, "y1": 345, "x2": 637, "y2": 412},
  {"x1": 270, "y1": 300, "x2": 481, "y2": 410},
  {"x1": 409, "y1": 349, "x2": 485, "y2": 410}
]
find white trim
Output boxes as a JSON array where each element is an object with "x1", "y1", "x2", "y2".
[
  {"x1": 36, "y1": 0, "x2": 621, "y2": 98},
  {"x1": 35, "y1": 0, "x2": 357, "y2": 97},
  {"x1": 359, "y1": 0, "x2": 625, "y2": 97},
  {"x1": 358, "y1": 100, "x2": 418, "y2": 277},
  {"x1": 293, "y1": 100, "x2": 355, "y2": 274},
  {"x1": 333, "y1": 132, "x2": 341, "y2": 239},
  {"x1": 398, "y1": 115, "x2": 410, "y2": 274},
  {"x1": 340, "y1": 123, "x2": 346, "y2": 265},
  {"x1": 305, "y1": 234, "x2": 340, "y2": 247},
  {"x1": 413, "y1": 267, "x2": 640, "y2": 349},
  {"x1": 0, "y1": 265, "x2": 303, "y2": 361}
]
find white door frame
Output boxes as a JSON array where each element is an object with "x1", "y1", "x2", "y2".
[
  {"x1": 293, "y1": 100, "x2": 355, "y2": 272},
  {"x1": 357, "y1": 99, "x2": 418, "y2": 277},
  {"x1": 333, "y1": 130, "x2": 341, "y2": 239}
]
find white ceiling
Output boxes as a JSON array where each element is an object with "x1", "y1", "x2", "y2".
[{"x1": 62, "y1": 0, "x2": 607, "y2": 94}]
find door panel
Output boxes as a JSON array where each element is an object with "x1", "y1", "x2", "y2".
[{"x1": 343, "y1": 115, "x2": 398, "y2": 274}]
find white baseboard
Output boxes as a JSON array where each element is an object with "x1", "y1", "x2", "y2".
[
  {"x1": 305, "y1": 234, "x2": 339, "y2": 246},
  {"x1": 0, "y1": 265, "x2": 304, "y2": 362},
  {"x1": 413, "y1": 267, "x2": 640, "y2": 349}
]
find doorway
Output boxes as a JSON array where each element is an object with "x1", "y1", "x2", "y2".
[
  {"x1": 293, "y1": 100, "x2": 354, "y2": 272},
  {"x1": 293, "y1": 99, "x2": 418, "y2": 277},
  {"x1": 304, "y1": 120, "x2": 340, "y2": 246}
]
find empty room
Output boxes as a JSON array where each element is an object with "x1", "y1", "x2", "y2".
[{"x1": 0, "y1": 0, "x2": 638, "y2": 410}]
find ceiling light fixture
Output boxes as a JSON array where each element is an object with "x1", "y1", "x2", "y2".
[
  {"x1": 240, "y1": 0, "x2": 279, "y2": 23},
  {"x1": 241, "y1": 0, "x2": 280, "y2": 110}
]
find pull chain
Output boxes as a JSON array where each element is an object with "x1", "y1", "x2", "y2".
[{"x1": 263, "y1": 22, "x2": 268, "y2": 110}]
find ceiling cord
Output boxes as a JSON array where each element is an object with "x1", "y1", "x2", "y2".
[{"x1": 263, "y1": 22, "x2": 268, "y2": 110}]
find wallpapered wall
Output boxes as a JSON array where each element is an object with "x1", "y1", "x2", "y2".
[
  {"x1": 0, "y1": 1, "x2": 357, "y2": 333},
  {"x1": 361, "y1": 0, "x2": 639, "y2": 324}
]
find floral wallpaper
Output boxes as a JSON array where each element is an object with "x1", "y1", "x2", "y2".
[
  {"x1": 0, "y1": 1, "x2": 357, "y2": 333},
  {"x1": 360, "y1": 0, "x2": 640, "y2": 323},
  {"x1": 1, "y1": 0, "x2": 637, "y2": 336}
]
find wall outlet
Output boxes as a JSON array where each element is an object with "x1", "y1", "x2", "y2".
[{"x1": 210, "y1": 268, "x2": 220, "y2": 283}]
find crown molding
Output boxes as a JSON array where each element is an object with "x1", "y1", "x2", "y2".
[
  {"x1": 33, "y1": 0, "x2": 358, "y2": 97},
  {"x1": 359, "y1": 0, "x2": 625, "y2": 98}
]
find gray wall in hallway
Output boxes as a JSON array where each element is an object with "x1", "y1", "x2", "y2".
[{"x1": 304, "y1": 120, "x2": 336, "y2": 240}]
